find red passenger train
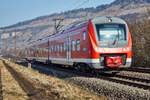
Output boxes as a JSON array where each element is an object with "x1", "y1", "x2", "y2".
[{"x1": 25, "y1": 16, "x2": 132, "y2": 71}]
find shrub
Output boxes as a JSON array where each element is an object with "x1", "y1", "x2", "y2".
[{"x1": 129, "y1": 19, "x2": 150, "y2": 67}]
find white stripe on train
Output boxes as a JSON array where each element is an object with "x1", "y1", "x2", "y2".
[{"x1": 27, "y1": 57, "x2": 131, "y2": 63}]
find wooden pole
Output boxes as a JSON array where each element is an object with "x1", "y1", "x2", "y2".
[{"x1": 14, "y1": 31, "x2": 17, "y2": 57}]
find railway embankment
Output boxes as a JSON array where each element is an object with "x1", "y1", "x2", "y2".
[
  {"x1": 0, "y1": 60, "x2": 105, "y2": 100},
  {"x1": 1, "y1": 61, "x2": 28, "y2": 100}
]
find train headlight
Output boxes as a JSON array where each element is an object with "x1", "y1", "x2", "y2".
[{"x1": 106, "y1": 57, "x2": 113, "y2": 64}]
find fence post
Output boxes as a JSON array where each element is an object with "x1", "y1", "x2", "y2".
[{"x1": 28, "y1": 62, "x2": 31, "y2": 68}]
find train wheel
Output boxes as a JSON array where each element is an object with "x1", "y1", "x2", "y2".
[{"x1": 75, "y1": 63, "x2": 91, "y2": 73}]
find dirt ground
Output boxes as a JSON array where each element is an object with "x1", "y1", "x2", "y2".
[{"x1": 0, "y1": 60, "x2": 107, "y2": 100}]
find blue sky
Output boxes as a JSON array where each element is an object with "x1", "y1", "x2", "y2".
[{"x1": 0, "y1": 0, "x2": 114, "y2": 27}]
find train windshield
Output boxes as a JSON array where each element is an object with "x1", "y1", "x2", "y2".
[{"x1": 96, "y1": 24, "x2": 127, "y2": 47}]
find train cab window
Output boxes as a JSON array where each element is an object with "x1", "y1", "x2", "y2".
[
  {"x1": 76, "y1": 40, "x2": 80, "y2": 51},
  {"x1": 72, "y1": 40, "x2": 76, "y2": 51},
  {"x1": 83, "y1": 31, "x2": 86, "y2": 40}
]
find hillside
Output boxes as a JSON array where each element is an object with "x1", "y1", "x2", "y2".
[{"x1": 0, "y1": 0, "x2": 150, "y2": 49}]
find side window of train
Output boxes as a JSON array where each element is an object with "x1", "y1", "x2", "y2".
[
  {"x1": 59, "y1": 45, "x2": 61, "y2": 52},
  {"x1": 72, "y1": 40, "x2": 76, "y2": 51},
  {"x1": 76, "y1": 40, "x2": 80, "y2": 51},
  {"x1": 51, "y1": 46, "x2": 53, "y2": 52},
  {"x1": 56, "y1": 45, "x2": 59, "y2": 52},
  {"x1": 39, "y1": 48, "x2": 41, "y2": 54},
  {"x1": 52, "y1": 45, "x2": 54, "y2": 52},
  {"x1": 57, "y1": 45, "x2": 59, "y2": 52},
  {"x1": 51, "y1": 46, "x2": 52, "y2": 52},
  {"x1": 55, "y1": 45, "x2": 56, "y2": 52},
  {"x1": 49, "y1": 47, "x2": 51, "y2": 53},
  {"x1": 62, "y1": 44, "x2": 64, "y2": 52},
  {"x1": 59, "y1": 44, "x2": 61, "y2": 52},
  {"x1": 60, "y1": 44, "x2": 62, "y2": 52},
  {"x1": 62, "y1": 44, "x2": 63, "y2": 52},
  {"x1": 83, "y1": 31, "x2": 86, "y2": 40},
  {"x1": 53, "y1": 46, "x2": 55, "y2": 52},
  {"x1": 64, "y1": 42, "x2": 66, "y2": 51},
  {"x1": 56, "y1": 45, "x2": 57, "y2": 52}
]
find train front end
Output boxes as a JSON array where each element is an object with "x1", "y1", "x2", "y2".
[{"x1": 88, "y1": 17, "x2": 132, "y2": 70}]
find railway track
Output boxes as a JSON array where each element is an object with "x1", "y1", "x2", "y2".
[
  {"x1": 26, "y1": 62, "x2": 150, "y2": 91},
  {"x1": 114, "y1": 74, "x2": 150, "y2": 83},
  {"x1": 3, "y1": 61, "x2": 44, "y2": 100},
  {"x1": 99, "y1": 75, "x2": 150, "y2": 91},
  {"x1": 126, "y1": 67, "x2": 150, "y2": 74},
  {"x1": 81, "y1": 72, "x2": 150, "y2": 91},
  {"x1": 0, "y1": 67, "x2": 3, "y2": 100}
]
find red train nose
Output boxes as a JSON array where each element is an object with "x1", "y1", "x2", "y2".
[{"x1": 106, "y1": 56, "x2": 122, "y2": 68}]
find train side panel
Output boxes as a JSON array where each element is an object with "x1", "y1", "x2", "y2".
[
  {"x1": 48, "y1": 33, "x2": 69, "y2": 65},
  {"x1": 69, "y1": 25, "x2": 92, "y2": 64},
  {"x1": 35, "y1": 40, "x2": 49, "y2": 63}
]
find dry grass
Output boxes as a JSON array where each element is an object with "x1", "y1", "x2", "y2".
[
  {"x1": 0, "y1": 61, "x2": 28, "y2": 100},
  {"x1": 4, "y1": 60, "x2": 107, "y2": 100}
]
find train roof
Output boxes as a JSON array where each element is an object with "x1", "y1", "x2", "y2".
[
  {"x1": 91, "y1": 16, "x2": 127, "y2": 24},
  {"x1": 65, "y1": 20, "x2": 88, "y2": 30}
]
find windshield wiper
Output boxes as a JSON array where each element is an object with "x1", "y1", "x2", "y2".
[{"x1": 112, "y1": 29, "x2": 120, "y2": 45}]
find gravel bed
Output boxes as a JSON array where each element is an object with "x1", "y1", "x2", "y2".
[
  {"x1": 29, "y1": 64, "x2": 150, "y2": 100},
  {"x1": 118, "y1": 71, "x2": 150, "y2": 81},
  {"x1": 66, "y1": 77, "x2": 150, "y2": 100}
]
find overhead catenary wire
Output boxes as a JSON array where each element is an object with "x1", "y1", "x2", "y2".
[
  {"x1": 52, "y1": 0, "x2": 91, "y2": 34},
  {"x1": 73, "y1": 0, "x2": 90, "y2": 10},
  {"x1": 73, "y1": 0, "x2": 91, "y2": 21},
  {"x1": 72, "y1": 0, "x2": 82, "y2": 6}
]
